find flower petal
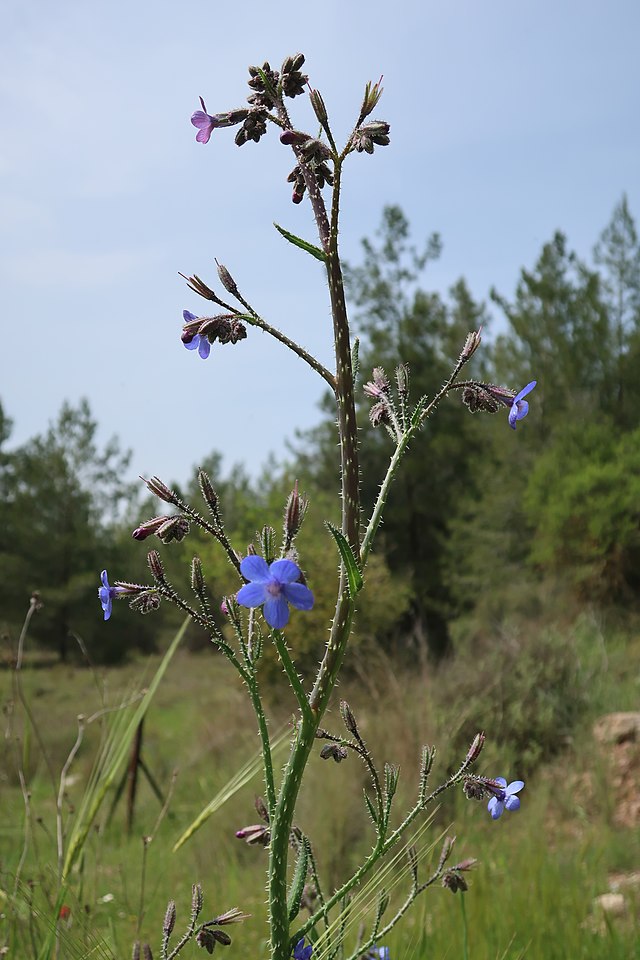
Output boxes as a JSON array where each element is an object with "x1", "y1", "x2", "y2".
[
  {"x1": 504, "y1": 795, "x2": 521, "y2": 812},
  {"x1": 237, "y1": 582, "x2": 268, "y2": 608},
  {"x1": 198, "y1": 337, "x2": 211, "y2": 359},
  {"x1": 513, "y1": 380, "x2": 537, "y2": 403},
  {"x1": 191, "y1": 111, "x2": 211, "y2": 128},
  {"x1": 494, "y1": 777, "x2": 507, "y2": 788},
  {"x1": 183, "y1": 310, "x2": 197, "y2": 322},
  {"x1": 196, "y1": 125, "x2": 213, "y2": 144},
  {"x1": 240, "y1": 556, "x2": 271, "y2": 582},
  {"x1": 263, "y1": 595, "x2": 290, "y2": 629},
  {"x1": 269, "y1": 558, "x2": 301, "y2": 584},
  {"x1": 101, "y1": 570, "x2": 110, "y2": 588},
  {"x1": 506, "y1": 780, "x2": 525, "y2": 795},
  {"x1": 184, "y1": 336, "x2": 200, "y2": 351},
  {"x1": 488, "y1": 797, "x2": 504, "y2": 819},
  {"x1": 282, "y1": 582, "x2": 314, "y2": 611}
]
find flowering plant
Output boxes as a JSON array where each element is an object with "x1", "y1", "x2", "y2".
[{"x1": 103, "y1": 54, "x2": 532, "y2": 960}]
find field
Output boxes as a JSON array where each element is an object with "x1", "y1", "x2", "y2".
[{"x1": 1, "y1": 617, "x2": 639, "y2": 959}]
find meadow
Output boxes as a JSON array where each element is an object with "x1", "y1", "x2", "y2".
[{"x1": 2, "y1": 612, "x2": 639, "y2": 959}]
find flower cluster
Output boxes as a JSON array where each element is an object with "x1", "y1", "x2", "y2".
[{"x1": 181, "y1": 310, "x2": 247, "y2": 359}]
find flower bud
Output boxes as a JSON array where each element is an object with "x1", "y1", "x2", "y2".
[
  {"x1": 142, "y1": 946, "x2": 153, "y2": 960},
  {"x1": 280, "y1": 129, "x2": 312, "y2": 146},
  {"x1": 284, "y1": 481, "x2": 309, "y2": 542},
  {"x1": 340, "y1": 700, "x2": 359, "y2": 737},
  {"x1": 147, "y1": 550, "x2": 164, "y2": 581},
  {"x1": 309, "y1": 89, "x2": 328, "y2": 128},
  {"x1": 192, "y1": 883, "x2": 204, "y2": 919},
  {"x1": 215, "y1": 260, "x2": 239, "y2": 297},
  {"x1": 132, "y1": 944, "x2": 141, "y2": 960},
  {"x1": 141, "y1": 476, "x2": 179, "y2": 506},
  {"x1": 437, "y1": 835, "x2": 455, "y2": 871},
  {"x1": 460, "y1": 327, "x2": 482, "y2": 363},
  {"x1": 466, "y1": 731, "x2": 485, "y2": 764},
  {"x1": 132, "y1": 516, "x2": 170, "y2": 541},
  {"x1": 163, "y1": 900, "x2": 176, "y2": 937}
]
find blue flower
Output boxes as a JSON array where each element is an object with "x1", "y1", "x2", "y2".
[
  {"x1": 182, "y1": 310, "x2": 211, "y2": 359},
  {"x1": 487, "y1": 777, "x2": 524, "y2": 819},
  {"x1": 292, "y1": 938, "x2": 313, "y2": 960},
  {"x1": 369, "y1": 948, "x2": 390, "y2": 960},
  {"x1": 508, "y1": 381, "x2": 536, "y2": 430},
  {"x1": 190, "y1": 97, "x2": 218, "y2": 144},
  {"x1": 98, "y1": 570, "x2": 128, "y2": 621},
  {"x1": 236, "y1": 557, "x2": 314, "y2": 630}
]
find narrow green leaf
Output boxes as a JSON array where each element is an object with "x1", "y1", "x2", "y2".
[
  {"x1": 62, "y1": 617, "x2": 189, "y2": 878},
  {"x1": 325, "y1": 521, "x2": 363, "y2": 598},
  {"x1": 363, "y1": 789, "x2": 378, "y2": 826},
  {"x1": 274, "y1": 223, "x2": 326, "y2": 262},
  {"x1": 287, "y1": 836, "x2": 310, "y2": 922}
]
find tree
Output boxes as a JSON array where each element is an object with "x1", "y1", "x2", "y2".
[
  {"x1": 593, "y1": 194, "x2": 640, "y2": 426},
  {"x1": 0, "y1": 399, "x2": 145, "y2": 661}
]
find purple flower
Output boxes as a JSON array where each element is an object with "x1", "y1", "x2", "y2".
[
  {"x1": 98, "y1": 570, "x2": 128, "y2": 621},
  {"x1": 236, "y1": 557, "x2": 314, "y2": 630},
  {"x1": 368, "y1": 949, "x2": 390, "y2": 960},
  {"x1": 508, "y1": 380, "x2": 536, "y2": 430},
  {"x1": 293, "y1": 939, "x2": 313, "y2": 960},
  {"x1": 182, "y1": 310, "x2": 210, "y2": 359},
  {"x1": 487, "y1": 777, "x2": 524, "y2": 819},
  {"x1": 191, "y1": 97, "x2": 217, "y2": 144}
]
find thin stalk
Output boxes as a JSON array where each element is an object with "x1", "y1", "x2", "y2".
[{"x1": 272, "y1": 631, "x2": 313, "y2": 726}]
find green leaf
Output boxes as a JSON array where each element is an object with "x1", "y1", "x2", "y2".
[
  {"x1": 287, "y1": 835, "x2": 310, "y2": 922},
  {"x1": 274, "y1": 223, "x2": 326, "y2": 262},
  {"x1": 325, "y1": 521, "x2": 364, "y2": 598}
]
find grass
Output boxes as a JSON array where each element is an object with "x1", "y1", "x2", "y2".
[{"x1": 1, "y1": 613, "x2": 639, "y2": 959}]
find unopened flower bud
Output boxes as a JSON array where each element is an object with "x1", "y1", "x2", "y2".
[
  {"x1": 192, "y1": 883, "x2": 204, "y2": 918},
  {"x1": 280, "y1": 129, "x2": 312, "y2": 146},
  {"x1": 284, "y1": 481, "x2": 309, "y2": 542},
  {"x1": 437, "y1": 835, "x2": 455, "y2": 871},
  {"x1": 395, "y1": 362, "x2": 410, "y2": 398},
  {"x1": 191, "y1": 557, "x2": 206, "y2": 594},
  {"x1": 460, "y1": 327, "x2": 482, "y2": 363},
  {"x1": 340, "y1": 700, "x2": 359, "y2": 737},
  {"x1": 235, "y1": 824, "x2": 270, "y2": 845},
  {"x1": 147, "y1": 550, "x2": 164, "y2": 581},
  {"x1": 142, "y1": 945, "x2": 153, "y2": 960},
  {"x1": 141, "y1": 476, "x2": 178, "y2": 505},
  {"x1": 215, "y1": 260, "x2": 239, "y2": 297},
  {"x1": 369, "y1": 401, "x2": 390, "y2": 427},
  {"x1": 466, "y1": 731, "x2": 485, "y2": 764},
  {"x1": 309, "y1": 89, "x2": 328, "y2": 128},
  {"x1": 132, "y1": 944, "x2": 141, "y2": 960},
  {"x1": 132, "y1": 516, "x2": 170, "y2": 541},
  {"x1": 163, "y1": 900, "x2": 176, "y2": 937}
]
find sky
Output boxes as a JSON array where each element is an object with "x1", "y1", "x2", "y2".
[{"x1": 1, "y1": 0, "x2": 639, "y2": 486}]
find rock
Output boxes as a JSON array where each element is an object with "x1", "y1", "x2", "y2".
[
  {"x1": 593, "y1": 893, "x2": 626, "y2": 917},
  {"x1": 593, "y1": 712, "x2": 640, "y2": 744}
]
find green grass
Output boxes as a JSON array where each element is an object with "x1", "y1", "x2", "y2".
[{"x1": 1, "y1": 616, "x2": 639, "y2": 959}]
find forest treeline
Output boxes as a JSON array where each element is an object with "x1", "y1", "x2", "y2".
[{"x1": 2, "y1": 196, "x2": 639, "y2": 666}]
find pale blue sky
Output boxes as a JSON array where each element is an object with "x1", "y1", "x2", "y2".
[{"x1": 1, "y1": 0, "x2": 639, "y2": 483}]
